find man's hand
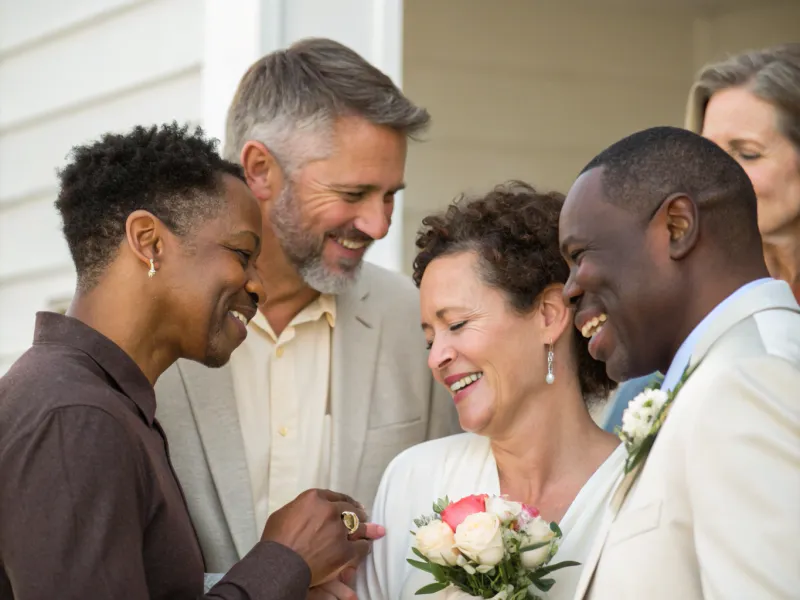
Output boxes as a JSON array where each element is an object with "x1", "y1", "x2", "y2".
[{"x1": 261, "y1": 489, "x2": 385, "y2": 586}]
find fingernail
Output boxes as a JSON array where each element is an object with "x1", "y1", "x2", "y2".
[{"x1": 376, "y1": 525, "x2": 386, "y2": 536}]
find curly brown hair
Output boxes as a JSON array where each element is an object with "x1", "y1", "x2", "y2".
[{"x1": 413, "y1": 181, "x2": 615, "y2": 401}]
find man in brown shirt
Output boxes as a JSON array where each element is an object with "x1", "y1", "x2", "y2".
[
  {"x1": 0, "y1": 312, "x2": 314, "y2": 599},
  {"x1": 0, "y1": 123, "x2": 378, "y2": 599}
]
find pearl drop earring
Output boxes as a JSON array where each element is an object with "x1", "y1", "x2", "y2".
[{"x1": 546, "y1": 340, "x2": 555, "y2": 385}]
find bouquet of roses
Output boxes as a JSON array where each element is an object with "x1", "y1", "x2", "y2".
[{"x1": 407, "y1": 494, "x2": 579, "y2": 599}]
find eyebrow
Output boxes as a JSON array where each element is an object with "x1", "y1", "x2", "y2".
[
  {"x1": 231, "y1": 230, "x2": 261, "y2": 251},
  {"x1": 420, "y1": 306, "x2": 466, "y2": 330},
  {"x1": 559, "y1": 235, "x2": 580, "y2": 256},
  {"x1": 331, "y1": 182, "x2": 407, "y2": 195}
]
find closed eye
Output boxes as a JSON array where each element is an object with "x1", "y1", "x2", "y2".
[
  {"x1": 449, "y1": 321, "x2": 466, "y2": 332},
  {"x1": 232, "y1": 248, "x2": 252, "y2": 265},
  {"x1": 343, "y1": 191, "x2": 366, "y2": 202}
]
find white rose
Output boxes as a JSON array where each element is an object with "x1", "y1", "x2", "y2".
[
  {"x1": 442, "y1": 587, "x2": 481, "y2": 600},
  {"x1": 454, "y1": 512, "x2": 505, "y2": 567},
  {"x1": 415, "y1": 520, "x2": 460, "y2": 566},
  {"x1": 441, "y1": 586, "x2": 508, "y2": 600},
  {"x1": 621, "y1": 389, "x2": 669, "y2": 445},
  {"x1": 485, "y1": 496, "x2": 523, "y2": 524},
  {"x1": 520, "y1": 516, "x2": 556, "y2": 569}
]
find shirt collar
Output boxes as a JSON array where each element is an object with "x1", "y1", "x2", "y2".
[
  {"x1": 660, "y1": 278, "x2": 772, "y2": 392},
  {"x1": 250, "y1": 294, "x2": 337, "y2": 340},
  {"x1": 32, "y1": 312, "x2": 157, "y2": 424}
]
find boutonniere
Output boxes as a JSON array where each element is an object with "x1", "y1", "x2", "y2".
[{"x1": 611, "y1": 362, "x2": 697, "y2": 510}]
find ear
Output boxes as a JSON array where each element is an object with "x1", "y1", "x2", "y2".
[
  {"x1": 663, "y1": 193, "x2": 699, "y2": 260},
  {"x1": 537, "y1": 284, "x2": 571, "y2": 344},
  {"x1": 125, "y1": 210, "x2": 164, "y2": 274},
  {"x1": 240, "y1": 141, "x2": 284, "y2": 205}
]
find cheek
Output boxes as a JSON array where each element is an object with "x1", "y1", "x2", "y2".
[{"x1": 740, "y1": 162, "x2": 775, "y2": 202}]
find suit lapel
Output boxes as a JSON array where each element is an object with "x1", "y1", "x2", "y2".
[
  {"x1": 576, "y1": 281, "x2": 800, "y2": 598},
  {"x1": 177, "y1": 359, "x2": 258, "y2": 558},
  {"x1": 691, "y1": 280, "x2": 800, "y2": 368},
  {"x1": 330, "y1": 269, "x2": 380, "y2": 495}
]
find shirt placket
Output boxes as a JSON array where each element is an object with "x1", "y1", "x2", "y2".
[{"x1": 267, "y1": 327, "x2": 299, "y2": 516}]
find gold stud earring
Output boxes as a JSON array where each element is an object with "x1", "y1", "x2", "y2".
[{"x1": 147, "y1": 258, "x2": 156, "y2": 278}]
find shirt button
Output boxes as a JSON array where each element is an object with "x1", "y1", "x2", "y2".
[
  {"x1": 279, "y1": 426, "x2": 288, "y2": 437},
  {"x1": 276, "y1": 346, "x2": 284, "y2": 358}
]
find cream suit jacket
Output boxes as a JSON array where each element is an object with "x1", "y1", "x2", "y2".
[
  {"x1": 575, "y1": 280, "x2": 800, "y2": 600},
  {"x1": 154, "y1": 263, "x2": 459, "y2": 572}
]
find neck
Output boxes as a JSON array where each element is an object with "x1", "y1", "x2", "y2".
[
  {"x1": 489, "y1": 379, "x2": 618, "y2": 517},
  {"x1": 255, "y1": 238, "x2": 319, "y2": 336},
  {"x1": 659, "y1": 254, "x2": 771, "y2": 374},
  {"x1": 762, "y1": 231, "x2": 800, "y2": 302},
  {"x1": 66, "y1": 277, "x2": 177, "y2": 386}
]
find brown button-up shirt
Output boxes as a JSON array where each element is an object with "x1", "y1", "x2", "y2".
[{"x1": 0, "y1": 312, "x2": 310, "y2": 600}]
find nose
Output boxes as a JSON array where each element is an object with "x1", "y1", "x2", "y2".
[
  {"x1": 245, "y1": 269, "x2": 266, "y2": 306},
  {"x1": 353, "y1": 195, "x2": 392, "y2": 241},
  {"x1": 563, "y1": 269, "x2": 583, "y2": 307},
  {"x1": 427, "y1": 337, "x2": 455, "y2": 373}
]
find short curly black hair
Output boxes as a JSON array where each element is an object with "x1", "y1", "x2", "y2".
[
  {"x1": 413, "y1": 181, "x2": 615, "y2": 401},
  {"x1": 55, "y1": 122, "x2": 245, "y2": 289}
]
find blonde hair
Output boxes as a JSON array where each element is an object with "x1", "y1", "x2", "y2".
[{"x1": 685, "y1": 43, "x2": 800, "y2": 151}]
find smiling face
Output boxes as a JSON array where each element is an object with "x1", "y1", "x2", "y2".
[
  {"x1": 270, "y1": 115, "x2": 407, "y2": 293},
  {"x1": 701, "y1": 87, "x2": 800, "y2": 238},
  {"x1": 559, "y1": 168, "x2": 679, "y2": 382},
  {"x1": 162, "y1": 174, "x2": 264, "y2": 367},
  {"x1": 420, "y1": 251, "x2": 552, "y2": 435}
]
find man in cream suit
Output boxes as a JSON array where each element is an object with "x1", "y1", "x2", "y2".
[
  {"x1": 559, "y1": 127, "x2": 800, "y2": 599},
  {"x1": 155, "y1": 39, "x2": 458, "y2": 575}
]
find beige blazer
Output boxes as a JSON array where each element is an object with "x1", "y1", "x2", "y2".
[
  {"x1": 576, "y1": 280, "x2": 800, "y2": 600},
  {"x1": 154, "y1": 263, "x2": 459, "y2": 572}
]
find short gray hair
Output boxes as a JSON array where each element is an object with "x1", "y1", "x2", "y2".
[
  {"x1": 224, "y1": 37, "x2": 431, "y2": 170},
  {"x1": 685, "y1": 43, "x2": 800, "y2": 152}
]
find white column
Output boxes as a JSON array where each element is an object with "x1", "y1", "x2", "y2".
[{"x1": 201, "y1": 0, "x2": 263, "y2": 145}]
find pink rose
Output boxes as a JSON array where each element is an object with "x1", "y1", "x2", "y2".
[
  {"x1": 521, "y1": 504, "x2": 540, "y2": 519},
  {"x1": 441, "y1": 494, "x2": 488, "y2": 531}
]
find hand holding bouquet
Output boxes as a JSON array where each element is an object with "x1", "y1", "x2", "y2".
[{"x1": 408, "y1": 494, "x2": 578, "y2": 599}]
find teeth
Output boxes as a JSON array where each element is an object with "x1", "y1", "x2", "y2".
[
  {"x1": 450, "y1": 372, "x2": 483, "y2": 392},
  {"x1": 229, "y1": 311, "x2": 248, "y2": 326},
  {"x1": 581, "y1": 314, "x2": 608, "y2": 338},
  {"x1": 337, "y1": 238, "x2": 368, "y2": 250}
]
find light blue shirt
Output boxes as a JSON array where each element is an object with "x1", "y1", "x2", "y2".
[{"x1": 659, "y1": 278, "x2": 772, "y2": 392}]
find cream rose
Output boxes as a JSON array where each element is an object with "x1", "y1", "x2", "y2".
[
  {"x1": 453, "y1": 512, "x2": 505, "y2": 567},
  {"x1": 520, "y1": 516, "x2": 556, "y2": 569},
  {"x1": 485, "y1": 496, "x2": 522, "y2": 524},
  {"x1": 441, "y1": 588, "x2": 508, "y2": 600},
  {"x1": 415, "y1": 520, "x2": 460, "y2": 566}
]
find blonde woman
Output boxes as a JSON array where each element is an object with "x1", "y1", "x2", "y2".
[{"x1": 686, "y1": 43, "x2": 800, "y2": 301}]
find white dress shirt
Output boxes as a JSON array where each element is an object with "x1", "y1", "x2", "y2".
[{"x1": 229, "y1": 294, "x2": 336, "y2": 533}]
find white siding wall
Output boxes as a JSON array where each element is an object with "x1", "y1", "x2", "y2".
[
  {"x1": 401, "y1": 0, "x2": 800, "y2": 272},
  {"x1": 0, "y1": 0, "x2": 204, "y2": 373}
]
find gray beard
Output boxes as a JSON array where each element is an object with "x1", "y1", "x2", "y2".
[{"x1": 269, "y1": 184, "x2": 363, "y2": 295}]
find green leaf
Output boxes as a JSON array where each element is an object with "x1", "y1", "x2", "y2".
[
  {"x1": 411, "y1": 547, "x2": 428, "y2": 561},
  {"x1": 549, "y1": 522, "x2": 563, "y2": 537},
  {"x1": 532, "y1": 560, "x2": 581, "y2": 576},
  {"x1": 406, "y1": 558, "x2": 434, "y2": 573},
  {"x1": 415, "y1": 582, "x2": 450, "y2": 595},
  {"x1": 531, "y1": 577, "x2": 556, "y2": 592},
  {"x1": 519, "y1": 541, "x2": 550, "y2": 553}
]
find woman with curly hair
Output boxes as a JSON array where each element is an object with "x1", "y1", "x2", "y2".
[{"x1": 357, "y1": 182, "x2": 625, "y2": 600}]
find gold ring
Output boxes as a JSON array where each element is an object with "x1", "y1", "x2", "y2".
[{"x1": 341, "y1": 511, "x2": 359, "y2": 535}]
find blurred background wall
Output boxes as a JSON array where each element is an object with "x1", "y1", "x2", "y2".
[{"x1": 1, "y1": 0, "x2": 798, "y2": 374}]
